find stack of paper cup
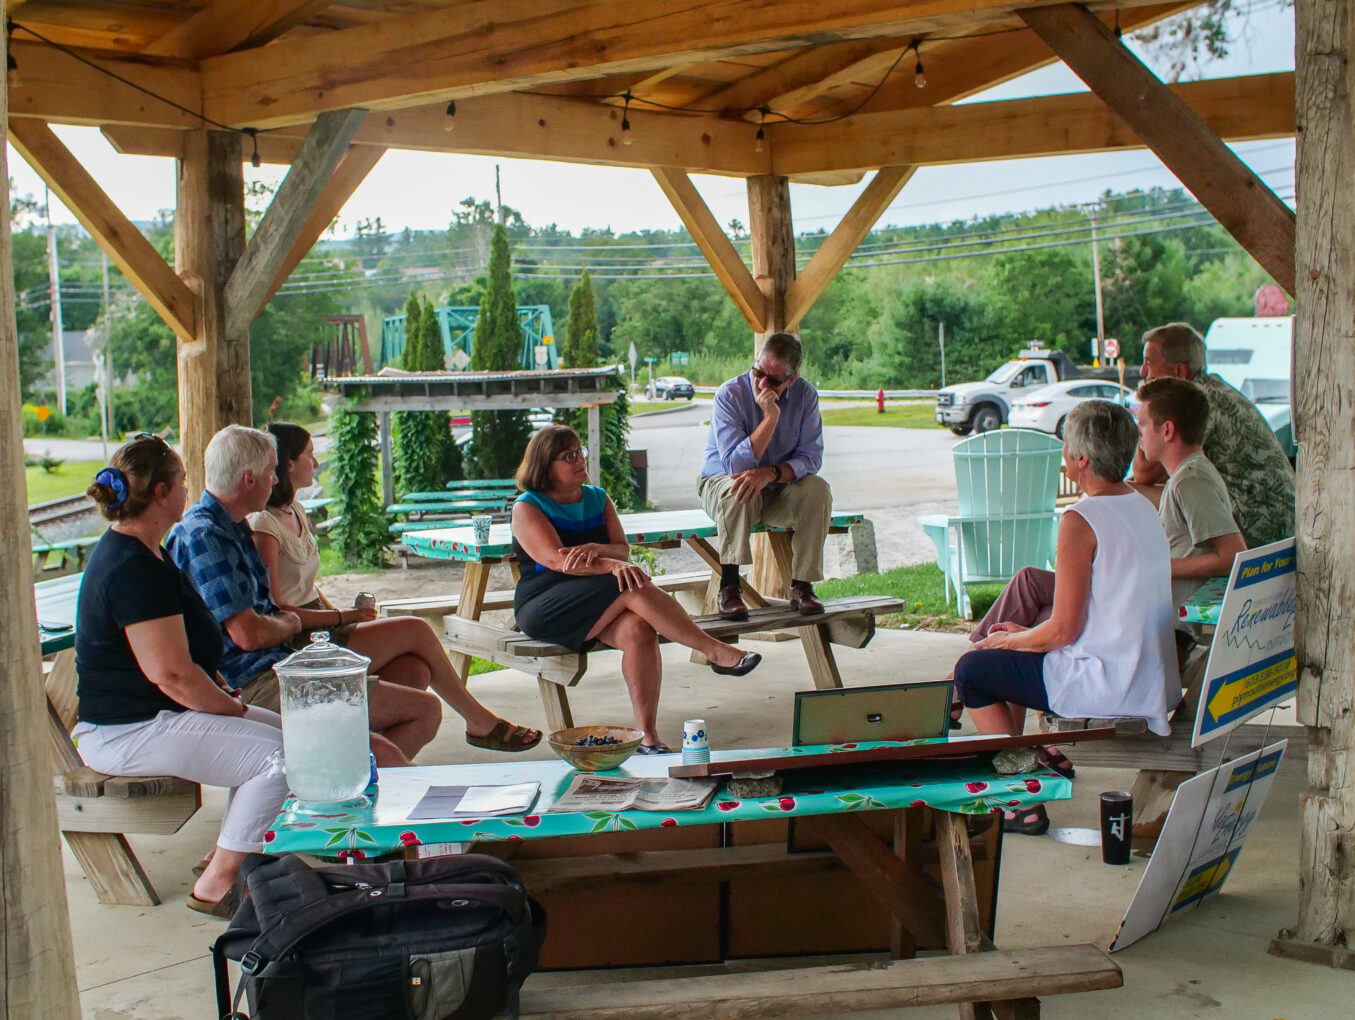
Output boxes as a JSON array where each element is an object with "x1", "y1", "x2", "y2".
[{"x1": 682, "y1": 718, "x2": 710, "y2": 765}]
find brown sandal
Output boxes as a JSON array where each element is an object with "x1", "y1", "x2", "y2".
[
  {"x1": 466, "y1": 719, "x2": 542, "y2": 753},
  {"x1": 185, "y1": 888, "x2": 236, "y2": 918}
]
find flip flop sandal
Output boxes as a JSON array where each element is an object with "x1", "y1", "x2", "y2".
[
  {"x1": 949, "y1": 700, "x2": 964, "y2": 731},
  {"x1": 1038, "y1": 748, "x2": 1076, "y2": 779},
  {"x1": 1002, "y1": 805, "x2": 1050, "y2": 836},
  {"x1": 185, "y1": 889, "x2": 236, "y2": 919},
  {"x1": 465, "y1": 719, "x2": 543, "y2": 753},
  {"x1": 634, "y1": 742, "x2": 674, "y2": 755}
]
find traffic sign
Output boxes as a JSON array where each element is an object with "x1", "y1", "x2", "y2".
[{"x1": 1102, "y1": 337, "x2": 1120, "y2": 359}]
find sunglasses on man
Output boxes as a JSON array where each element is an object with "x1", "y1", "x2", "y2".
[{"x1": 750, "y1": 365, "x2": 794, "y2": 388}]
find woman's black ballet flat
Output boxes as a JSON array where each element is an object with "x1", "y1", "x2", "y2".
[
  {"x1": 634, "y1": 742, "x2": 673, "y2": 755},
  {"x1": 1002, "y1": 805, "x2": 1050, "y2": 836},
  {"x1": 711, "y1": 651, "x2": 762, "y2": 677},
  {"x1": 949, "y1": 700, "x2": 964, "y2": 731}
]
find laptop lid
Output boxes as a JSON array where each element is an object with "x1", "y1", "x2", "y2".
[{"x1": 792, "y1": 681, "x2": 954, "y2": 746}]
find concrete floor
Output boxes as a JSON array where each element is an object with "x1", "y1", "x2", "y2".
[{"x1": 67, "y1": 628, "x2": 1342, "y2": 1018}]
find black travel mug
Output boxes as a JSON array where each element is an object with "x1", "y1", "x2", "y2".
[{"x1": 1099, "y1": 791, "x2": 1133, "y2": 865}]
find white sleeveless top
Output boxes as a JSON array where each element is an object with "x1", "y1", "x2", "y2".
[
  {"x1": 1042, "y1": 492, "x2": 1180, "y2": 736},
  {"x1": 247, "y1": 502, "x2": 321, "y2": 607}
]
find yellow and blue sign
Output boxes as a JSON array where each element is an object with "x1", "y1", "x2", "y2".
[{"x1": 1193, "y1": 539, "x2": 1297, "y2": 747}]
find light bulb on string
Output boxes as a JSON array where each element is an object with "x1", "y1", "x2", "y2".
[
  {"x1": 244, "y1": 128, "x2": 261, "y2": 168},
  {"x1": 6, "y1": 21, "x2": 18, "y2": 88},
  {"x1": 755, "y1": 106, "x2": 768, "y2": 154},
  {"x1": 913, "y1": 41, "x2": 927, "y2": 89},
  {"x1": 443, "y1": 100, "x2": 457, "y2": 132},
  {"x1": 621, "y1": 91, "x2": 634, "y2": 146}
]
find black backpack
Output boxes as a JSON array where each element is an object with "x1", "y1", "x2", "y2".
[{"x1": 212, "y1": 853, "x2": 546, "y2": 1020}]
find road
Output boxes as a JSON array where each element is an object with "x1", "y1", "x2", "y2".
[{"x1": 630, "y1": 401, "x2": 961, "y2": 569}]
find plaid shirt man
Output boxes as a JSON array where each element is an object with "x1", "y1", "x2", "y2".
[{"x1": 166, "y1": 490, "x2": 289, "y2": 690}]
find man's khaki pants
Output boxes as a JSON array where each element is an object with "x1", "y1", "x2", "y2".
[{"x1": 697, "y1": 473, "x2": 832, "y2": 582}]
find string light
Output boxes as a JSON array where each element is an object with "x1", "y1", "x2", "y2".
[
  {"x1": 755, "y1": 106, "x2": 768, "y2": 153},
  {"x1": 1114, "y1": 10, "x2": 1123, "y2": 39},
  {"x1": 6, "y1": 21, "x2": 18, "y2": 88},
  {"x1": 912, "y1": 40, "x2": 927, "y2": 89},
  {"x1": 443, "y1": 100, "x2": 456, "y2": 132},
  {"x1": 244, "y1": 128, "x2": 261, "y2": 168},
  {"x1": 620, "y1": 91, "x2": 633, "y2": 145}
]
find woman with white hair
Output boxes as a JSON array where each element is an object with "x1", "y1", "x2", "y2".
[{"x1": 952, "y1": 400, "x2": 1180, "y2": 835}]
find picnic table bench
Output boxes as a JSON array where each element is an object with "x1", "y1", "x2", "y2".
[
  {"x1": 397, "y1": 508, "x2": 871, "y2": 687},
  {"x1": 32, "y1": 534, "x2": 102, "y2": 575},
  {"x1": 34, "y1": 572, "x2": 202, "y2": 905},
  {"x1": 399, "y1": 486, "x2": 518, "y2": 502},
  {"x1": 386, "y1": 497, "x2": 513, "y2": 517}
]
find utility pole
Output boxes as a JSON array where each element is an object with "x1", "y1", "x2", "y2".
[
  {"x1": 938, "y1": 320, "x2": 946, "y2": 388},
  {"x1": 45, "y1": 185, "x2": 66, "y2": 413},
  {"x1": 1090, "y1": 214, "x2": 1106, "y2": 358}
]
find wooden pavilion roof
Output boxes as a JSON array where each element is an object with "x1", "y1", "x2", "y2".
[{"x1": 6, "y1": 0, "x2": 1292, "y2": 182}]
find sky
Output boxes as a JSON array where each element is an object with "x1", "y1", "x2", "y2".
[{"x1": 6, "y1": 2, "x2": 1295, "y2": 240}]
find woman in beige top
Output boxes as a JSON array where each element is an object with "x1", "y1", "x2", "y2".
[{"x1": 249, "y1": 423, "x2": 540, "y2": 753}]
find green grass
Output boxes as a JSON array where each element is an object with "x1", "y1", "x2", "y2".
[
  {"x1": 632, "y1": 400, "x2": 692, "y2": 413},
  {"x1": 317, "y1": 544, "x2": 385, "y2": 576},
  {"x1": 816, "y1": 563, "x2": 1002, "y2": 631},
  {"x1": 819, "y1": 404, "x2": 942, "y2": 429},
  {"x1": 25, "y1": 460, "x2": 106, "y2": 504}
]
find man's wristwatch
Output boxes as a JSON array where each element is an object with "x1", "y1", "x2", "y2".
[{"x1": 770, "y1": 464, "x2": 783, "y2": 483}]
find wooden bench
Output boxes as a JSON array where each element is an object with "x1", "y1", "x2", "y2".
[
  {"x1": 445, "y1": 595, "x2": 904, "y2": 732},
  {"x1": 379, "y1": 569, "x2": 713, "y2": 620},
  {"x1": 32, "y1": 535, "x2": 100, "y2": 574},
  {"x1": 519, "y1": 944, "x2": 1121, "y2": 1018},
  {"x1": 45, "y1": 650, "x2": 202, "y2": 905}
]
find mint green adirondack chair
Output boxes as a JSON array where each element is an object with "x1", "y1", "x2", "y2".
[{"x1": 917, "y1": 429, "x2": 1063, "y2": 618}]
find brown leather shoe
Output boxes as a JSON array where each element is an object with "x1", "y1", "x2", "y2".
[
  {"x1": 717, "y1": 585, "x2": 749, "y2": 621},
  {"x1": 789, "y1": 580, "x2": 824, "y2": 615}
]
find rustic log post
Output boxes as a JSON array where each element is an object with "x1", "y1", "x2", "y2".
[
  {"x1": 1271, "y1": 0, "x2": 1355, "y2": 968},
  {"x1": 0, "y1": 31, "x2": 82, "y2": 1015},
  {"x1": 175, "y1": 130, "x2": 248, "y2": 497},
  {"x1": 746, "y1": 174, "x2": 797, "y2": 599}
]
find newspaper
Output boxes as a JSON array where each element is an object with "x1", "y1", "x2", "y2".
[{"x1": 548, "y1": 774, "x2": 719, "y2": 813}]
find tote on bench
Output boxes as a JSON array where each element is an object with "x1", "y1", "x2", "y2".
[{"x1": 213, "y1": 853, "x2": 546, "y2": 1020}]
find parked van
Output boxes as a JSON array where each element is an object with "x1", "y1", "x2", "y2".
[{"x1": 1202, "y1": 316, "x2": 1295, "y2": 460}]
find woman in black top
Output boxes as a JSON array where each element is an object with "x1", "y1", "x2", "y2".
[
  {"x1": 511, "y1": 426, "x2": 761, "y2": 753},
  {"x1": 72, "y1": 434, "x2": 288, "y2": 918}
]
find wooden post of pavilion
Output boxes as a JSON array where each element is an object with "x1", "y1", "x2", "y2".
[
  {"x1": 0, "y1": 31, "x2": 81, "y2": 1015},
  {"x1": 1271, "y1": 0, "x2": 1355, "y2": 969},
  {"x1": 175, "y1": 130, "x2": 248, "y2": 497}
]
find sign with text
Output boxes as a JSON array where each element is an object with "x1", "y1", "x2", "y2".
[
  {"x1": 1192, "y1": 539, "x2": 1297, "y2": 747},
  {"x1": 1112, "y1": 740, "x2": 1285, "y2": 951}
]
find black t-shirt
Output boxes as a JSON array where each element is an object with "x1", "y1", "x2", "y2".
[{"x1": 75, "y1": 529, "x2": 225, "y2": 725}]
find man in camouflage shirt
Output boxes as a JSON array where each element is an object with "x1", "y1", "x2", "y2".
[{"x1": 1130, "y1": 321, "x2": 1295, "y2": 547}]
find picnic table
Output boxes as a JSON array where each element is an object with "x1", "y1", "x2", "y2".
[
  {"x1": 36, "y1": 571, "x2": 82, "y2": 654},
  {"x1": 1179, "y1": 574, "x2": 1228, "y2": 626},
  {"x1": 265, "y1": 747, "x2": 1120, "y2": 1014},
  {"x1": 399, "y1": 508, "x2": 866, "y2": 687}
]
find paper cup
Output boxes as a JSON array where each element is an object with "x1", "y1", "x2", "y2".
[
  {"x1": 471, "y1": 515, "x2": 492, "y2": 544},
  {"x1": 682, "y1": 719, "x2": 710, "y2": 765}
]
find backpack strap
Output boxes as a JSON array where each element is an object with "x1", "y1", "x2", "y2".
[{"x1": 244, "y1": 853, "x2": 333, "y2": 936}]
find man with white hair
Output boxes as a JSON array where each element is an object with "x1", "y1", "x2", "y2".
[{"x1": 168, "y1": 425, "x2": 438, "y2": 765}]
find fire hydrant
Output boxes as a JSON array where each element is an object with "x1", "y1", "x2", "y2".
[{"x1": 876, "y1": 387, "x2": 885, "y2": 414}]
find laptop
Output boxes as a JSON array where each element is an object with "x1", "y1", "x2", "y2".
[{"x1": 792, "y1": 681, "x2": 954, "y2": 746}]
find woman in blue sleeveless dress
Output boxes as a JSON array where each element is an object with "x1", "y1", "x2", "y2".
[{"x1": 512, "y1": 426, "x2": 761, "y2": 753}]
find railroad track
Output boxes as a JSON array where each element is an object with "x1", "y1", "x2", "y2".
[{"x1": 29, "y1": 494, "x2": 99, "y2": 539}]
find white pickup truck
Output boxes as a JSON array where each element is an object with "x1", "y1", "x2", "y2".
[{"x1": 934, "y1": 347, "x2": 1135, "y2": 435}]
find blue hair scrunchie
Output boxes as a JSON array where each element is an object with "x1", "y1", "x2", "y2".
[{"x1": 95, "y1": 467, "x2": 128, "y2": 510}]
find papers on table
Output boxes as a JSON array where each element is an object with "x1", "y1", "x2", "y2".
[
  {"x1": 408, "y1": 782, "x2": 540, "y2": 820},
  {"x1": 548, "y1": 774, "x2": 718, "y2": 813}
]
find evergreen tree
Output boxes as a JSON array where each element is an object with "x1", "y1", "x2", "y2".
[
  {"x1": 399, "y1": 289, "x2": 424, "y2": 370},
  {"x1": 468, "y1": 224, "x2": 532, "y2": 478},
  {"x1": 394, "y1": 292, "x2": 453, "y2": 493},
  {"x1": 563, "y1": 268, "x2": 599, "y2": 368},
  {"x1": 330, "y1": 400, "x2": 389, "y2": 567},
  {"x1": 564, "y1": 272, "x2": 634, "y2": 507}
]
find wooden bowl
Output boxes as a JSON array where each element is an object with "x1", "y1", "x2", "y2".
[{"x1": 548, "y1": 725, "x2": 645, "y2": 772}]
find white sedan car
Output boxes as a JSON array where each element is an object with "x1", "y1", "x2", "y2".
[{"x1": 1008, "y1": 380, "x2": 1137, "y2": 438}]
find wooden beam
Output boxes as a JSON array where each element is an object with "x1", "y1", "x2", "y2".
[
  {"x1": 9, "y1": 3, "x2": 181, "y2": 53},
  {"x1": 103, "y1": 91, "x2": 765, "y2": 178},
  {"x1": 142, "y1": 0, "x2": 335, "y2": 59},
  {"x1": 1019, "y1": 3, "x2": 1295, "y2": 295},
  {"x1": 770, "y1": 72, "x2": 1295, "y2": 175},
  {"x1": 0, "y1": 26, "x2": 82, "y2": 1011},
  {"x1": 7, "y1": 119, "x2": 197, "y2": 341},
  {"x1": 698, "y1": 37, "x2": 908, "y2": 114},
  {"x1": 176, "y1": 130, "x2": 248, "y2": 500},
  {"x1": 196, "y1": 0, "x2": 1180, "y2": 128},
  {"x1": 651, "y1": 167, "x2": 766, "y2": 332},
  {"x1": 1285, "y1": 0, "x2": 1355, "y2": 953},
  {"x1": 747, "y1": 173, "x2": 795, "y2": 338},
  {"x1": 259, "y1": 145, "x2": 387, "y2": 308},
  {"x1": 6, "y1": 40, "x2": 202, "y2": 128},
  {"x1": 783, "y1": 165, "x2": 914, "y2": 329},
  {"x1": 224, "y1": 108, "x2": 366, "y2": 337}
]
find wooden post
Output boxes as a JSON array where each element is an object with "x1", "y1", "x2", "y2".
[
  {"x1": 746, "y1": 175, "x2": 796, "y2": 599},
  {"x1": 379, "y1": 411, "x2": 394, "y2": 510},
  {"x1": 0, "y1": 30, "x2": 82, "y2": 1013},
  {"x1": 585, "y1": 402, "x2": 602, "y2": 487},
  {"x1": 175, "y1": 130, "x2": 247, "y2": 497},
  {"x1": 1272, "y1": 0, "x2": 1355, "y2": 967}
]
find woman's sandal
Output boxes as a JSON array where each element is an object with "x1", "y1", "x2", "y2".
[
  {"x1": 466, "y1": 719, "x2": 543, "y2": 753},
  {"x1": 1002, "y1": 804, "x2": 1050, "y2": 836},
  {"x1": 1038, "y1": 747, "x2": 1076, "y2": 779},
  {"x1": 949, "y1": 700, "x2": 964, "y2": 731},
  {"x1": 634, "y1": 742, "x2": 674, "y2": 755},
  {"x1": 185, "y1": 888, "x2": 236, "y2": 919}
]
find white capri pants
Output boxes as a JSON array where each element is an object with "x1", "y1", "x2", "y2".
[{"x1": 73, "y1": 706, "x2": 288, "y2": 853}]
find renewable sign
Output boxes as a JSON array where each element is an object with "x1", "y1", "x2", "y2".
[{"x1": 1191, "y1": 539, "x2": 1297, "y2": 747}]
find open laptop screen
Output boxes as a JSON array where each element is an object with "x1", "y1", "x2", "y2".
[{"x1": 792, "y1": 681, "x2": 954, "y2": 746}]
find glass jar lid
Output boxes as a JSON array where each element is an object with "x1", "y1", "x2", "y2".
[{"x1": 272, "y1": 631, "x2": 372, "y2": 680}]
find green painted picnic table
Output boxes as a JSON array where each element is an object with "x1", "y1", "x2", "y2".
[
  {"x1": 386, "y1": 498, "x2": 513, "y2": 517},
  {"x1": 444, "y1": 478, "x2": 516, "y2": 490},
  {"x1": 400, "y1": 487, "x2": 517, "y2": 503},
  {"x1": 401, "y1": 507, "x2": 864, "y2": 679},
  {"x1": 1179, "y1": 575, "x2": 1229, "y2": 626},
  {"x1": 35, "y1": 571, "x2": 83, "y2": 655}
]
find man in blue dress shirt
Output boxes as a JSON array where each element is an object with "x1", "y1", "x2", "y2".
[{"x1": 698, "y1": 332, "x2": 832, "y2": 620}]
